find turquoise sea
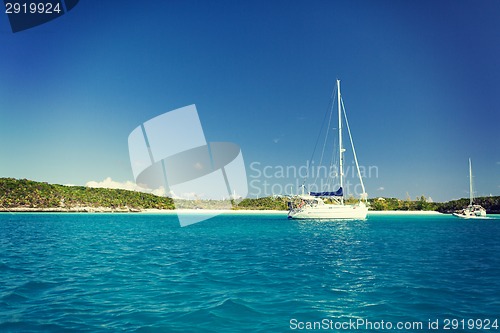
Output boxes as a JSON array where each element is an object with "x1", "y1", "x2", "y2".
[{"x1": 1, "y1": 213, "x2": 499, "y2": 332}]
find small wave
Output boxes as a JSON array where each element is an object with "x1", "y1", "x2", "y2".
[
  {"x1": 0, "y1": 262, "x2": 29, "y2": 274},
  {"x1": 0, "y1": 262, "x2": 10, "y2": 272},
  {"x1": 212, "y1": 298, "x2": 263, "y2": 315},
  {"x1": 1, "y1": 290, "x2": 29, "y2": 303},
  {"x1": 16, "y1": 280, "x2": 59, "y2": 294},
  {"x1": 0, "y1": 320, "x2": 68, "y2": 333}
]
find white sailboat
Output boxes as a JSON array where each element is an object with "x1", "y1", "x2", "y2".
[
  {"x1": 452, "y1": 158, "x2": 487, "y2": 219},
  {"x1": 288, "y1": 79, "x2": 368, "y2": 220}
]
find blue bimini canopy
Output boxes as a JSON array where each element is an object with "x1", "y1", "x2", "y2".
[{"x1": 310, "y1": 187, "x2": 343, "y2": 197}]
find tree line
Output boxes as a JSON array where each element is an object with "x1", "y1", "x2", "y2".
[
  {"x1": 0, "y1": 178, "x2": 175, "y2": 210},
  {"x1": 1, "y1": 178, "x2": 498, "y2": 213}
]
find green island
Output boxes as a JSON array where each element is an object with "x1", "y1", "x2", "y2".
[{"x1": 1, "y1": 178, "x2": 499, "y2": 213}]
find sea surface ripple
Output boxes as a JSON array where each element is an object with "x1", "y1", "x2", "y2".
[{"x1": 1, "y1": 213, "x2": 499, "y2": 332}]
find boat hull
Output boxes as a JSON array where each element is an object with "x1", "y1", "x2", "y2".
[
  {"x1": 453, "y1": 215, "x2": 486, "y2": 219},
  {"x1": 452, "y1": 212, "x2": 487, "y2": 219},
  {"x1": 288, "y1": 204, "x2": 368, "y2": 220}
]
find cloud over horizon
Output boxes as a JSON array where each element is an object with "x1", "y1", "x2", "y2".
[{"x1": 86, "y1": 177, "x2": 166, "y2": 197}]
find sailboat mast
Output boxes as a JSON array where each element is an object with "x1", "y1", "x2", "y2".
[
  {"x1": 469, "y1": 158, "x2": 473, "y2": 205},
  {"x1": 337, "y1": 79, "x2": 344, "y2": 205}
]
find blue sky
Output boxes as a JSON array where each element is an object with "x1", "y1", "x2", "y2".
[{"x1": 1, "y1": 0, "x2": 499, "y2": 202}]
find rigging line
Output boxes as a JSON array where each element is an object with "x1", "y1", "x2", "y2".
[
  {"x1": 340, "y1": 96, "x2": 366, "y2": 197},
  {"x1": 325, "y1": 132, "x2": 336, "y2": 190},
  {"x1": 327, "y1": 110, "x2": 340, "y2": 191},
  {"x1": 306, "y1": 106, "x2": 330, "y2": 175},
  {"x1": 306, "y1": 87, "x2": 337, "y2": 185},
  {"x1": 324, "y1": 112, "x2": 336, "y2": 190},
  {"x1": 313, "y1": 88, "x2": 337, "y2": 187}
]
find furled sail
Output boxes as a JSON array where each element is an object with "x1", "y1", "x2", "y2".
[{"x1": 310, "y1": 187, "x2": 343, "y2": 197}]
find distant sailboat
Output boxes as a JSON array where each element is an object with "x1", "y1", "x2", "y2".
[
  {"x1": 287, "y1": 80, "x2": 368, "y2": 220},
  {"x1": 453, "y1": 158, "x2": 487, "y2": 219}
]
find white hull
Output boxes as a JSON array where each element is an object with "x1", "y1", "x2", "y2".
[
  {"x1": 452, "y1": 213, "x2": 488, "y2": 219},
  {"x1": 288, "y1": 203, "x2": 368, "y2": 220}
]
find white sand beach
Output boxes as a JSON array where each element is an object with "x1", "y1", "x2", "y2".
[
  {"x1": 368, "y1": 210, "x2": 443, "y2": 215},
  {"x1": 0, "y1": 207, "x2": 444, "y2": 215},
  {"x1": 141, "y1": 209, "x2": 444, "y2": 215},
  {"x1": 141, "y1": 209, "x2": 289, "y2": 215}
]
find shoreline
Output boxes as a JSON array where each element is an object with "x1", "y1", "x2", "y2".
[
  {"x1": 142, "y1": 209, "x2": 289, "y2": 215},
  {"x1": 368, "y1": 210, "x2": 443, "y2": 215},
  {"x1": 0, "y1": 207, "x2": 444, "y2": 215},
  {"x1": 142, "y1": 209, "x2": 444, "y2": 215},
  {"x1": 0, "y1": 207, "x2": 141, "y2": 213}
]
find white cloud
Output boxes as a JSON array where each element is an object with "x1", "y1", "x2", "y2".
[
  {"x1": 377, "y1": 186, "x2": 385, "y2": 191},
  {"x1": 86, "y1": 177, "x2": 140, "y2": 191},
  {"x1": 169, "y1": 190, "x2": 199, "y2": 200},
  {"x1": 86, "y1": 177, "x2": 166, "y2": 196},
  {"x1": 151, "y1": 187, "x2": 167, "y2": 196}
]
